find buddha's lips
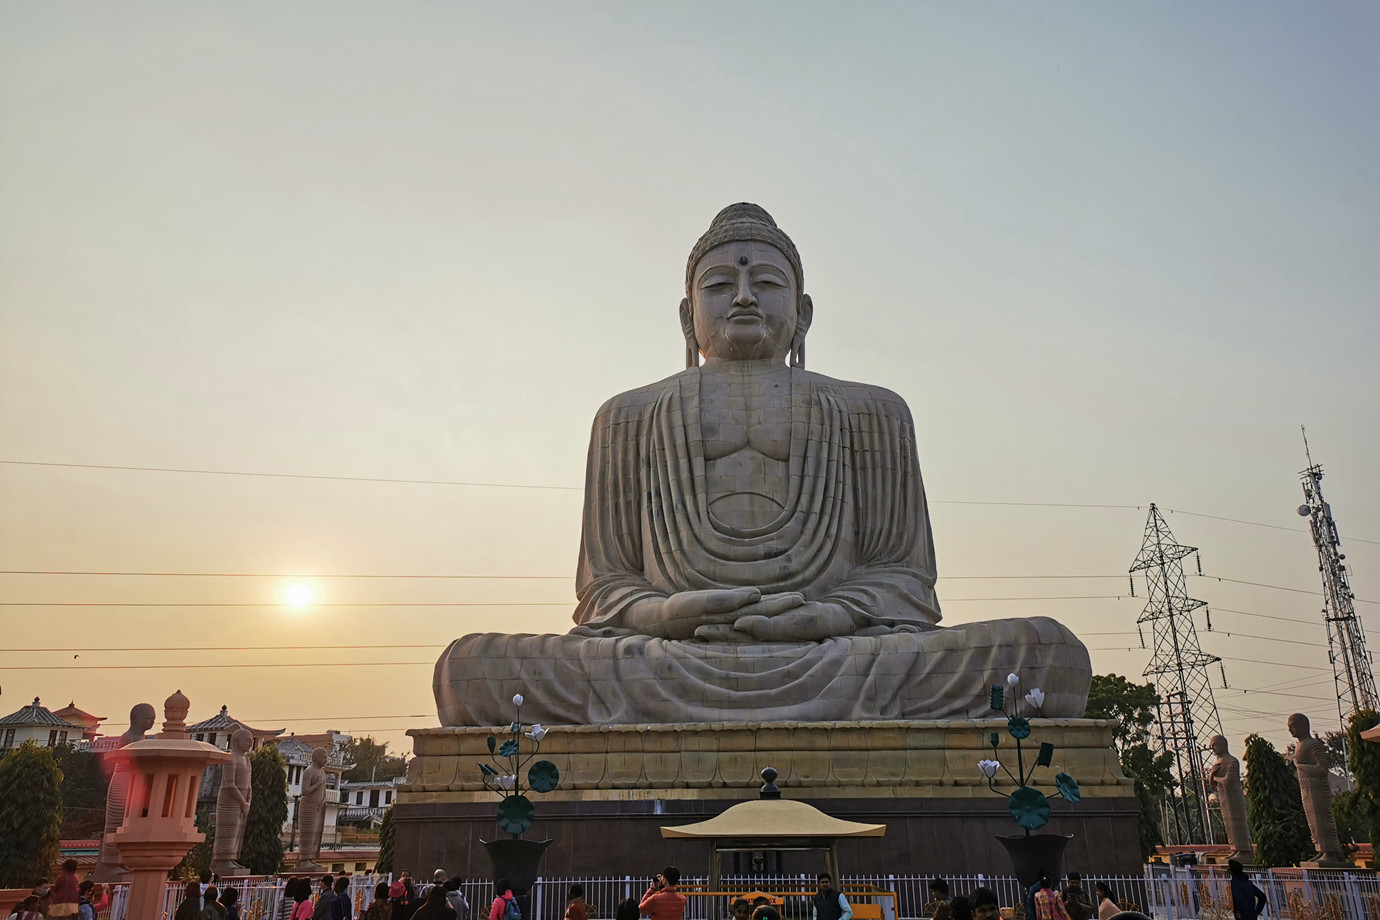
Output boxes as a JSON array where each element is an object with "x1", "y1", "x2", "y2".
[{"x1": 728, "y1": 310, "x2": 763, "y2": 321}]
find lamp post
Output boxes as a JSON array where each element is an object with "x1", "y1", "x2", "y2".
[{"x1": 109, "y1": 691, "x2": 228, "y2": 920}]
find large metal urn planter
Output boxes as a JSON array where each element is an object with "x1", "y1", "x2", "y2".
[
  {"x1": 482, "y1": 837, "x2": 552, "y2": 920},
  {"x1": 996, "y1": 833, "x2": 1073, "y2": 890}
]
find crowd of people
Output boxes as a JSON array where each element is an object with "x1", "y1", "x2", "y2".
[
  {"x1": 923, "y1": 872, "x2": 1129, "y2": 920},
  {"x1": 8, "y1": 860, "x2": 1271, "y2": 920}
]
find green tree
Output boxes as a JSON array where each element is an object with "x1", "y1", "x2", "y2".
[
  {"x1": 241, "y1": 745, "x2": 289, "y2": 875},
  {"x1": 1243, "y1": 733, "x2": 1313, "y2": 867},
  {"x1": 341, "y1": 737, "x2": 407, "y2": 783},
  {"x1": 376, "y1": 806, "x2": 395, "y2": 875},
  {"x1": 1346, "y1": 708, "x2": 1380, "y2": 847},
  {"x1": 53, "y1": 743, "x2": 109, "y2": 839},
  {"x1": 1084, "y1": 673, "x2": 1175, "y2": 858},
  {"x1": 175, "y1": 812, "x2": 215, "y2": 880},
  {"x1": 0, "y1": 741, "x2": 64, "y2": 887}
]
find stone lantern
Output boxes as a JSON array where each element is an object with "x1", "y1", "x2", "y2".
[{"x1": 109, "y1": 691, "x2": 229, "y2": 920}]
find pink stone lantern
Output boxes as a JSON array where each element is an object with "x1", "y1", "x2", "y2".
[{"x1": 109, "y1": 691, "x2": 229, "y2": 920}]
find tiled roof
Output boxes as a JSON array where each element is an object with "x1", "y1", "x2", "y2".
[
  {"x1": 341, "y1": 777, "x2": 406, "y2": 789},
  {"x1": 52, "y1": 702, "x2": 106, "y2": 726},
  {"x1": 187, "y1": 704, "x2": 283, "y2": 736},
  {"x1": 0, "y1": 697, "x2": 82, "y2": 729}
]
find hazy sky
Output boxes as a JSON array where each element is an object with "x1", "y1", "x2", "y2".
[{"x1": 2, "y1": 3, "x2": 1377, "y2": 758}]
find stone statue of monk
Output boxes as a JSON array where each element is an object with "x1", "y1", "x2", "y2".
[
  {"x1": 1206, "y1": 734, "x2": 1252, "y2": 863},
  {"x1": 296, "y1": 747, "x2": 329, "y2": 870},
  {"x1": 211, "y1": 728, "x2": 253, "y2": 875},
  {"x1": 434, "y1": 203, "x2": 1091, "y2": 726},
  {"x1": 93, "y1": 702, "x2": 157, "y2": 882},
  {"x1": 1289, "y1": 712, "x2": 1346, "y2": 866}
]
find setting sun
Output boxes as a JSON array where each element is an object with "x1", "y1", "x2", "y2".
[{"x1": 281, "y1": 581, "x2": 317, "y2": 610}]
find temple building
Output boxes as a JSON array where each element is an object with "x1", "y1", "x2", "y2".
[{"x1": 0, "y1": 697, "x2": 84, "y2": 750}]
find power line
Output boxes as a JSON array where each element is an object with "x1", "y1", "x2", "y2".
[
  {"x1": 0, "y1": 602, "x2": 569, "y2": 607},
  {"x1": 8, "y1": 456, "x2": 1377, "y2": 544},
  {"x1": 0, "y1": 570, "x2": 570, "y2": 580},
  {"x1": 0, "y1": 662, "x2": 434, "y2": 671},
  {"x1": 0, "y1": 460, "x2": 583, "y2": 491},
  {"x1": 1, "y1": 645, "x2": 448, "y2": 653},
  {"x1": 1200, "y1": 575, "x2": 1379, "y2": 606},
  {"x1": 1166, "y1": 507, "x2": 1380, "y2": 546},
  {"x1": 0, "y1": 570, "x2": 1129, "y2": 581},
  {"x1": 0, "y1": 595, "x2": 1133, "y2": 607}
]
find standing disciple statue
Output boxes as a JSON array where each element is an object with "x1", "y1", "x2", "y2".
[
  {"x1": 296, "y1": 747, "x2": 330, "y2": 870},
  {"x1": 434, "y1": 203, "x2": 1092, "y2": 726},
  {"x1": 1206, "y1": 734, "x2": 1252, "y2": 863},
  {"x1": 211, "y1": 728, "x2": 254, "y2": 875},
  {"x1": 1288, "y1": 713, "x2": 1346, "y2": 866},
  {"x1": 92, "y1": 702, "x2": 157, "y2": 882}
]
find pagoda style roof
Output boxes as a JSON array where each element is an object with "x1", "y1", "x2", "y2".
[
  {"x1": 52, "y1": 702, "x2": 106, "y2": 728},
  {"x1": 0, "y1": 697, "x2": 83, "y2": 729},
  {"x1": 660, "y1": 798, "x2": 886, "y2": 840},
  {"x1": 188, "y1": 704, "x2": 283, "y2": 737}
]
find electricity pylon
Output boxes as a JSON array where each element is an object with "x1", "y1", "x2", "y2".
[{"x1": 1130, "y1": 503, "x2": 1224, "y2": 845}]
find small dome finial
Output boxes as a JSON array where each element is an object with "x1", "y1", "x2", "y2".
[{"x1": 760, "y1": 766, "x2": 780, "y2": 799}]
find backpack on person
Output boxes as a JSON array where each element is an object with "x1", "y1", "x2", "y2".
[{"x1": 502, "y1": 898, "x2": 521, "y2": 920}]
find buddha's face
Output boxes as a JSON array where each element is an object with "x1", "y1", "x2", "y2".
[
  {"x1": 691, "y1": 240, "x2": 799, "y2": 361},
  {"x1": 1209, "y1": 735, "x2": 1227, "y2": 756},
  {"x1": 1288, "y1": 713, "x2": 1308, "y2": 739}
]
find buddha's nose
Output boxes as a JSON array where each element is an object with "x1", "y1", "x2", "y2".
[{"x1": 734, "y1": 276, "x2": 757, "y2": 307}]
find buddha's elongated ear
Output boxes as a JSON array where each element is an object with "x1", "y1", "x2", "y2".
[
  {"x1": 790, "y1": 294, "x2": 813, "y2": 368},
  {"x1": 679, "y1": 297, "x2": 700, "y2": 368}
]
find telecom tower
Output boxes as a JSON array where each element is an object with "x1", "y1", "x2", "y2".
[
  {"x1": 1130, "y1": 503, "x2": 1224, "y2": 845},
  {"x1": 1299, "y1": 429, "x2": 1377, "y2": 728}
]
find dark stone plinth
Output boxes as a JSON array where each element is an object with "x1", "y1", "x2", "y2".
[{"x1": 393, "y1": 795, "x2": 1142, "y2": 879}]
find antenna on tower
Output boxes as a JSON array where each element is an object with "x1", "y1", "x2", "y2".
[
  {"x1": 1298, "y1": 428, "x2": 1376, "y2": 728},
  {"x1": 1130, "y1": 503, "x2": 1224, "y2": 845}
]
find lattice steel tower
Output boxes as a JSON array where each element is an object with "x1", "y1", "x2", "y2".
[
  {"x1": 1130, "y1": 503, "x2": 1224, "y2": 845},
  {"x1": 1299, "y1": 429, "x2": 1377, "y2": 728}
]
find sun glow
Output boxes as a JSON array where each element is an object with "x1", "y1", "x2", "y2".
[{"x1": 282, "y1": 581, "x2": 317, "y2": 610}]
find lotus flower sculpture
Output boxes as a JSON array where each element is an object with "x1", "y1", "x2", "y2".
[
  {"x1": 980, "y1": 673, "x2": 1081, "y2": 833},
  {"x1": 477, "y1": 692, "x2": 561, "y2": 836}
]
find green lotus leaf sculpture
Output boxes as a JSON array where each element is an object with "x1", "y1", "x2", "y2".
[
  {"x1": 1006, "y1": 717, "x2": 1031, "y2": 740},
  {"x1": 1008, "y1": 786, "x2": 1051, "y2": 830},
  {"x1": 1055, "y1": 771, "x2": 1081, "y2": 803},
  {"x1": 529, "y1": 760, "x2": 560, "y2": 793},
  {"x1": 496, "y1": 794, "x2": 535, "y2": 835}
]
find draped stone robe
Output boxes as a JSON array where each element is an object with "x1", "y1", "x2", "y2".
[
  {"x1": 434, "y1": 367, "x2": 1091, "y2": 726},
  {"x1": 575, "y1": 367, "x2": 940, "y2": 632}
]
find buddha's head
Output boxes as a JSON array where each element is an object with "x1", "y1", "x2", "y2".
[
  {"x1": 311, "y1": 747, "x2": 328, "y2": 767},
  {"x1": 681, "y1": 203, "x2": 812, "y2": 366},
  {"x1": 129, "y1": 702, "x2": 157, "y2": 735},
  {"x1": 230, "y1": 727, "x2": 253, "y2": 754},
  {"x1": 1209, "y1": 734, "x2": 1227, "y2": 757},
  {"x1": 1287, "y1": 712, "x2": 1309, "y2": 739}
]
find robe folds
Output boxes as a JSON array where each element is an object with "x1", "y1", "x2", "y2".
[{"x1": 434, "y1": 367, "x2": 1092, "y2": 726}]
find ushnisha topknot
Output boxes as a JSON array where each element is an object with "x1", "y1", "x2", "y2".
[{"x1": 686, "y1": 203, "x2": 804, "y2": 296}]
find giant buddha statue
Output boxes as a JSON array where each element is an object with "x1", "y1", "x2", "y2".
[{"x1": 435, "y1": 203, "x2": 1091, "y2": 726}]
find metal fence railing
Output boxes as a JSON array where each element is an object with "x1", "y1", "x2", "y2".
[{"x1": 99, "y1": 867, "x2": 1380, "y2": 920}]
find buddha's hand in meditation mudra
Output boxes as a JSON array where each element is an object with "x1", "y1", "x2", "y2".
[{"x1": 624, "y1": 588, "x2": 856, "y2": 642}]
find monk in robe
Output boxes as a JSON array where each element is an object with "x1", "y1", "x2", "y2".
[{"x1": 435, "y1": 203, "x2": 1091, "y2": 726}]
